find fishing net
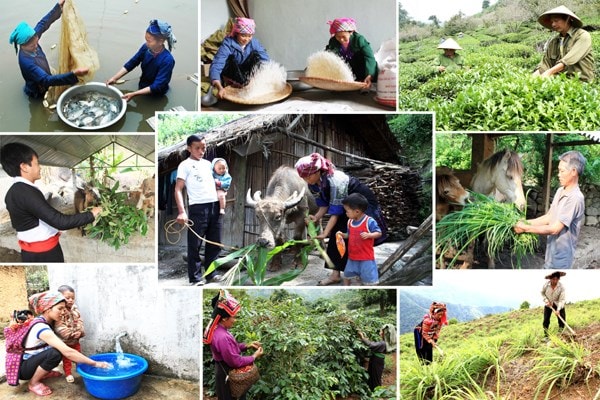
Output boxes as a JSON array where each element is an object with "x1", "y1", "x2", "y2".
[{"x1": 46, "y1": 0, "x2": 100, "y2": 106}]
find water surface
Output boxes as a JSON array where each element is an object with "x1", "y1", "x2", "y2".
[{"x1": 1, "y1": 0, "x2": 198, "y2": 132}]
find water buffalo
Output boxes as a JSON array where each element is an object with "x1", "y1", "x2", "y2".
[{"x1": 246, "y1": 166, "x2": 318, "y2": 270}]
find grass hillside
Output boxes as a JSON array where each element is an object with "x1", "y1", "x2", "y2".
[
  {"x1": 398, "y1": 0, "x2": 600, "y2": 131},
  {"x1": 399, "y1": 298, "x2": 600, "y2": 399}
]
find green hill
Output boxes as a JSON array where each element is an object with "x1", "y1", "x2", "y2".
[
  {"x1": 398, "y1": 0, "x2": 600, "y2": 131},
  {"x1": 399, "y1": 297, "x2": 600, "y2": 399}
]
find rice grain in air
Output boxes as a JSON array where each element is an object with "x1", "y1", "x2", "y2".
[
  {"x1": 305, "y1": 51, "x2": 355, "y2": 81},
  {"x1": 235, "y1": 60, "x2": 287, "y2": 100}
]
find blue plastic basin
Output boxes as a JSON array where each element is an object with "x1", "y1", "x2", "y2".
[{"x1": 77, "y1": 353, "x2": 148, "y2": 400}]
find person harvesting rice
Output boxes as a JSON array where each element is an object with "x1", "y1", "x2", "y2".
[
  {"x1": 514, "y1": 151, "x2": 586, "y2": 269},
  {"x1": 325, "y1": 18, "x2": 377, "y2": 89}
]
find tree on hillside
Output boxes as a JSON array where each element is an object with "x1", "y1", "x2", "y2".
[
  {"x1": 157, "y1": 113, "x2": 244, "y2": 147},
  {"x1": 428, "y1": 15, "x2": 440, "y2": 27},
  {"x1": 520, "y1": 301, "x2": 531, "y2": 309},
  {"x1": 482, "y1": 0, "x2": 490, "y2": 9},
  {"x1": 398, "y1": 3, "x2": 411, "y2": 28},
  {"x1": 387, "y1": 114, "x2": 432, "y2": 167},
  {"x1": 357, "y1": 289, "x2": 396, "y2": 314},
  {"x1": 444, "y1": 11, "x2": 473, "y2": 35}
]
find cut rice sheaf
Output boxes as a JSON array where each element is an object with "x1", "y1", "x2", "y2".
[
  {"x1": 236, "y1": 61, "x2": 287, "y2": 100},
  {"x1": 305, "y1": 51, "x2": 355, "y2": 82}
]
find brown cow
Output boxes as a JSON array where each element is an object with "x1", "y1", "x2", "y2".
[
  {"x1": 435, "y1": 167, "x2": 472, "y2": 269},
  {"x1": 435, "y1": 166, "x2": 469, "y2": 221},
  {"x1": 74, "y1": 184, "x2": 100, "y2": 236},
  {"x1": 136, "y1": 174, "x2": 155, "y2": 218}
]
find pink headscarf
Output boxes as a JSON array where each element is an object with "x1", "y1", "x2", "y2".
[
  {"x1": 327, "y1": 18, "x2": 357, "y2": 35},
  {"x1": 29, "y1": 291, "x2": 65, "y2": 315},
  {"x1": 230, "y1": 17, "x2": 256, "y2": 37},
  {"x1": 295, "y1": 153, "x2": 336, "y2": 178}
]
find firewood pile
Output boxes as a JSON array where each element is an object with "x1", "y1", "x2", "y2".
[{"x1": 347, "y1": 164, "x2": 424, "y2": 241}]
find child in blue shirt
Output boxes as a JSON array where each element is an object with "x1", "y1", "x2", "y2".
[
  {"x1": 337, "y1": 193, "x2": 382, "y2": 285},
  {"x1": 212, "y1": 158, "x2": 232, "y2": 215}
]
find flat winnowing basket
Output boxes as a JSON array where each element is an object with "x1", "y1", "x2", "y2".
[
  {"x1": 228, "y1": 364, "x2": 260, "y2": 398},
  {"x1": 299, "y1": 76, "x2": 366, "y2": 91},
  {"x1": 222, "y1": 83, "x2": 292, "y2": 105}
]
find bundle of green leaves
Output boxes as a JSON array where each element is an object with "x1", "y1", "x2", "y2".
[
  {"x1": 436, "y1": 191, "x2": 537, "y2": 268},
  {"x1": 85, "y1": 180, "x2": 149, "y2": 250}
]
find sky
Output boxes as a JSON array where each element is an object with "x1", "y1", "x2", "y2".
[
  {"x1": 399, "y1": 0, "x2": 500, "y2": 23},
  {"x1": 402, "y1": 270, "x2": 600, "y2": 310}
]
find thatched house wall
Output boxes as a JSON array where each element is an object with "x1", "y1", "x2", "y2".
[{"x1": 158, "y1": 114, "x2": 415, "y2": 248}]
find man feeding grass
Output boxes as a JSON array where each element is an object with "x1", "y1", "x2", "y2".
[{"x1": 514, "y1": 151, "x2": 586, "y2": 269}]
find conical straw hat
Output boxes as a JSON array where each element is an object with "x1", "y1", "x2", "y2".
[
  {"x1": 437, "y1": 38, "x2": 462, "y2": 50},
  {"x1": 538, "y1": 5, "x2": 583, "y2": 29}
]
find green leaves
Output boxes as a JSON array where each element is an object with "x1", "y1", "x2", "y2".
[
  {"x1": 84, "y1": 181, "x2": 149, "y2": 250},
  {"x1": 436, "y1": 191, "x2": 538, "y2": 268},
  {"x1": 203, "y1": 290, "x2": 396, "y2": 400},
  {"x1": 399, "y1": 30, "x2": 600, "y2": 131},
  {"x1": 205, "y1": 215, "x2": 332, "y2": 286}
]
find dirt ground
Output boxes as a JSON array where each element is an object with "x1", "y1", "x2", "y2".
[
  {"x1": 0, "y1": 339, "x2": 198, "y2": 400},
  {"x1": 159, "y1": 240, "x2": 421, "y2": 287},
  {"x1": 485, "y1": 323, "x2": 600, "y2": 399}
]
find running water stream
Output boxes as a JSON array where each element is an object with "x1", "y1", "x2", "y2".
[{"x1": 115, "y1": 332, "x2": 135, "y2": 368}]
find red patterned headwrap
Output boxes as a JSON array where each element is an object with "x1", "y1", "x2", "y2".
[
  {"x1": 29, "y1": 291, "x2": 65, "y2": 315},
  {"x1": 230, "y1": 17, "x2": 256, "y2": 37},
  {"x1": 295, "y1": 153, "x2": 336, "y2": 178},
  {"x1": 430, "y1": 301, "x2": 448, "y2": 326},
  {"x1": 327, "y1": 18, "x2": 357, "y2": 35},
  {"x1": 203, "y1": 289, "x2": 242, "y2": 344}
]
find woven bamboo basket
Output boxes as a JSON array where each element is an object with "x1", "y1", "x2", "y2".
[
  {"x1": 222, "y1": 83, "x2": 292, "y2": 105},
  {"x1": 299, "y1": 76, "x2": 366, "y2": 91},
  {"x1": 228, "y1": 364, "x2": 260, "y2": 398}
]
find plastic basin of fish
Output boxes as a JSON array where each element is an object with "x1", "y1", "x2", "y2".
[
  {"x1": 77, "y1": 353, "x2": 148, "y2": 400},
  {"x1": 287, "y1": 70, "x2": 312, "y2": 91},
  {"x1": 57, "y1": 82, "x2": 127, "y2": 130}
]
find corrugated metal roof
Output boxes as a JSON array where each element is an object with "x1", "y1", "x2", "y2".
[
  {"x1": 0, "y1": 134, "x2": 154, "y2": 168},
  {"x1": 581, "y1": 132, "x2": 600, "y2": 142}
]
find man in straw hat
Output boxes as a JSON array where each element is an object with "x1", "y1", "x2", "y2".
[
  {"x1": 435, "y1": 38, "x2": 464, "y2": 72},
  {"x1": 541, "y1": 271, "x2": 567, "y2": 338},
  {"x1": 514, "y1": 150, "x2": 586, "y2": 269},
  {"x1": 532, "y1": 5, "x2": 595, "y2": 82}
]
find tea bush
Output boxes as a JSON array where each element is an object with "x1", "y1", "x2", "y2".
[
  {"x1": 399, "y1": 24, "x2": 600, "y2": 131},
  {"x1": 203, "y1": 291, "x2": 397, "y2": 400}
]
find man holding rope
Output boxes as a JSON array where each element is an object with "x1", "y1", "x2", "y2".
[{"x1": 175, "y1": 134, "x2": 223, "y2": 285}]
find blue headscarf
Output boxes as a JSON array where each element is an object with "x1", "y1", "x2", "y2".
[
  {"x1": 147, "y1": 19, "x2": 176, "y2": 51},
  {"x1": 9, "y1": 22, "x2": 36, "y2": 54}
]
